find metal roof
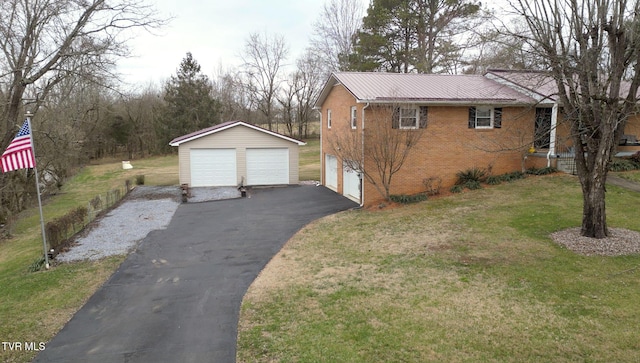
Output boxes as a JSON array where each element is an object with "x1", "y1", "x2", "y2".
[
  {"x1": 169, "y1": 120, "x2": 306, "y2": 146},
  {"x1": 314, "y1": 72, "x2": 537, "y2": 107},
  {"x1": 485, "y1": 69, "x2": 559, "y2": 103}
]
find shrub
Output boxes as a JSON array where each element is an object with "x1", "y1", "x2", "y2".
[
  {"x1": 390, "y1": 193, "x2": 428, "y2": 204},
  {"x1": 45, "y1": 205, "x2": 90, "y2": 251},
  {"x1": 486, "y1": 176, "x2": 502, "y2": 185},
  {"x1": 422, "y1": 176, "x2": 442, "y2": 196},
  {"x1": 526, "y1": 167, "x2": 557, "y2": 175},
  {"x1": 609, "y1": 159, "x2": 637, "y2": 172},
  {"x1": 135, "y1": 175, "x2": 145, "y2": 185},
  {"x1": 28, "y1": 256, "x2": 46, "y2": 273},
  {"x1": 455, "y1": 167, "x2": 487, "y2": 185},
  {"x1": 501, "y1": 171, "x2": 526, "y2": 182},
  {"x1": 464, "y1": 180, "x2": 482, "y2": 190},
  {"x1": 628, "y1": 152, "x2": 640, "y2": 168},
  {"x1": 450, "y1": 185, "x2": 464, "y2": 193}
]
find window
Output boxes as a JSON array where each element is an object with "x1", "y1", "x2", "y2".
[
  {"x1": 535, "y1": 108, "x2": 552, "y2": 149},
  {"x1": 351, "y1": 106, "x2": 357, "y2": 129},
  {"x1": 476, "y1": 106, "x2": 492, "y2": 128},
  {"x1": 392, "y1": 106, "x2": 428, "y2": 129},
  {"x1": 400, "y1": 108, "x2": 418, "y2": 129},
  {"x1": 468, "y1": 107, "x2": 502, "y2": 129},
  {"x1": 327, "y1": 109, "x2": 332, "y2": 129}
]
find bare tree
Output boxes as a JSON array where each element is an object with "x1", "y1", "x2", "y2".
[
  {"x1": 310, "y1": 0, "x2": 365, "y2": 73},
  {"x1": 240, "y1": 32, "x2": 288, "y2": 130},
  {"x1": 0, "y1": 0, "x2": 164, "y2": 221},
  {"x1": 328, "y1": 105, "x2": 425, "y2": 201},
  {"x1": 464, "y1": 20, "x2": 545, "y2": 74},
  {"x1": 293, "y1": 50, "x2": 325, "y2": 138},
  {"x1": 277, "y1": 76, "x2": 299, "y2": 136},
  {"x1": 511, "y1": 0, "x2": 640, "y2": 238},
  {"x1": 212, "y1": 65, "x2": 253, "y2": 122},
  {"x1": 0, "y1": 0, "x2": 164, "y2": 146}
]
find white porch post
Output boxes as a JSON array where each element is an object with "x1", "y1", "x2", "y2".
[{"x1": 548, "y1": 103, "x2": 559, "y2": 167}]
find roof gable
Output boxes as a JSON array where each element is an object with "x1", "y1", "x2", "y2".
[
  {"x1": 169, "y1": 121, "x2": 306, "y2": 146},
  {"x1": 314, "y1": 72, "x2": 537, "y2": 107}
]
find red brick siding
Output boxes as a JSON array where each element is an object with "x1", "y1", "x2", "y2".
[{"x1": 360, "y1": 106, "x2": 535, "y2": 205}]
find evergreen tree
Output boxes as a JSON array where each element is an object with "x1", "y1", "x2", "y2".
[
  {"x1": 349, "y1": 0, "x2": 481, "y2": 73},
  {"x1": 161, "y1": 52, "x2": 221, "y2": 147}
]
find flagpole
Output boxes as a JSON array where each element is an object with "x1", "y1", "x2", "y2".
[{"x1": 26, "y1": 112, "x2": 49, "y2": 270}]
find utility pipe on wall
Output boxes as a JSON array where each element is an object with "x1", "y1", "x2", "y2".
[{"x1": 360, "y1": 102, "x2": 370, "y2": 207}]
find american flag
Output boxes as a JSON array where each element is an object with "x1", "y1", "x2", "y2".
[{"x1": 1, "y1": 120, "x2": 36, "y2": 173}]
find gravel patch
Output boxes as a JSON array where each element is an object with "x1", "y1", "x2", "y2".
[
  {"x1": 188, "y1": 186, "x2": 240, "y2": 202},
  {"x1": 56, "y1": 185, "x2": 241, "y2": 262},
  {"x1": 56, "y1": 198, "x2": 180, "y2": 262},
  {"x1": 551, "y1": 227, "x2": 640, "y2": 256}
]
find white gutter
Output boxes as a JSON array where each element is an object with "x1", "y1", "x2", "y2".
[
  {"x1": 360, "y1": 103, "x2": 369, "y2": 207},
  {"x1": 548, "y1": 103, "x2": 559, "y2": 167},
  {"x1": 316, "y1": 107, "x2": 323, "y2": 186}
]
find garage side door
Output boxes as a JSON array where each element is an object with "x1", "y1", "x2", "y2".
[
  {"x1": 343, "y1": 163, "x2": 361, "y2": 203},
  {"x1": 190, "y1": 149, "x2": 237, "y2": 187},
  {"x1": 325, "y1": 154, "x2": 338, "y2": 191},
  {"x1": 246, "y1": 148, "x2": 289, "y2": 185}
]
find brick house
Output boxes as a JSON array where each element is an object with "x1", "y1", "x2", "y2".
[{"x1": 315, "y1": 71, "x2": 640, "y2": 206}]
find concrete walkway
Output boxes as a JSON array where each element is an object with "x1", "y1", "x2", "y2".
[
  {"x1": 608, "y1": 174, "x2": 640, "y2": 193},
  {"x1": 34, "y1": 185, "x2": 357, "y2": 363}
]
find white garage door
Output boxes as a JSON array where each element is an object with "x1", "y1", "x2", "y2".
[
  {"x1": 190, "y1": 149, "x2": 237, "y2": 187},
  {"x1": 246, "y1": 148, "x2": 289, "y2": 185},
  {"x1": 325, "y1": 154, "x2": 338, "y2": 191},
  {"x1": 343, "y1": 163, "x2": 361, "y2": 203}
]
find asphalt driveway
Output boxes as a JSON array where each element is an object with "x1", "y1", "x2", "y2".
[{"x1": 35, "y1": 185, "x2": 357, "y2": 363}]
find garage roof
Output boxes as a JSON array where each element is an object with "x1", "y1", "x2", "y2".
[{"x1": 169, "y1": 120, "x2": 307, "y2": 146}]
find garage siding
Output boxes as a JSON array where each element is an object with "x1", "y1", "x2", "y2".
[{"x1": 177, "y1": 125, "x2": 299, "y2": 186}]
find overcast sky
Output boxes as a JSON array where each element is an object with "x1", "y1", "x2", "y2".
[{"x1": 116, "y1": 0, "x2": 338, "y2": 88}]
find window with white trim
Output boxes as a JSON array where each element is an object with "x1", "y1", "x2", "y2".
[
  {"x1": 392, "y1": 106, "x2": 428, "y2": 129},
  {"x1": 351, "y1": 106, "x2": 357, "y2": 129},
  {"x1": 476, "y1": 106, "x2": 492, "y2": 128},
  {"x1": 468, "y1": 106, "x2": 502, "y2": 129},
  {"x1": 400, "y1": 108, "x2": 418, "y2": 129},
  {"x1": 327, "y1": 109, "x2": 332, "y2": 129}
]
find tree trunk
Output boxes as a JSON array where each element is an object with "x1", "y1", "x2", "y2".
[{"x1": 581, "y1": 176, "x2": 608, "y2": 238}]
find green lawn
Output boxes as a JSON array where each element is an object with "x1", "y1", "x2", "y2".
[
  {"x1": 616, "y1": 169, "x2": 640, "y2": 183},
  {"x1": 5, "y1": 146, "x2": 640, "y2": 362},
  {"x1": 238, "y1": 174, "x2": 640, "y2": 362},
  {"x1": 0, "y1": 155, "x2": 178, "y2": 363},
  {"x1": 299, "y1": 138, "x2": 320, "y2": 181}
]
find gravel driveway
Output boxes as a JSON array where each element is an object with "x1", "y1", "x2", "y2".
[{"x1": 57, "y1": 186, "x2": 241, "y2": 262}]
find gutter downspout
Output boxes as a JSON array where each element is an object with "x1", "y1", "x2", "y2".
[
  {"x1": 315, "y1": 107, "x2": 323, "y2": 185},
  {"x1": 547, "y1": 103, "x2": 559, "y2": 167},
  {"x1": 360, "y1": 102, "x2": 370, "y2": 208}
]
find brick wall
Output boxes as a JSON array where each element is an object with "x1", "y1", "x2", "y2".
[
  {"x1": 360, "y1": 105, "x2": 536, "y2": 205},
  {"x1": 321, "y1": 85, "x2": 362, "y2": 198},
  {"x1": 322, "y1": 85, "x2": 540, "y2": 206}
]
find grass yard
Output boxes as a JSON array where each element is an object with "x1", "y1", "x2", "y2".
[
  {"x1": 299, "y1": 138, "x2": 321, "y2": 181},
  {"x1": 237, "y1": 174, "x2": 640, "y2": 362},
  {"x1": 0, "y1": 155, "x2": 177, "y2": 363},
  {"x1": 617, "y1": 169, "x2": 640, "y2": 183}
]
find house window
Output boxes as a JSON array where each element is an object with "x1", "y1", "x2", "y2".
[
  {"x1": 468, "y1": 107, "x2": 502, "y2": 129},
  {"x1": 400, "y1": 108, "x2": 418, "y2": 129},
  {"x1": 392, "y1": 106, "x2": 428, "y2": 129},
  {"x1": 351, "y1": 106, "x2": 357, "y2": 129},
  {"x1": 476, "y1": 107, "x2": 492, "y2": 128},
  {"x1": 535, "y1": 108, "x2": 552, "y2": 149},
  {"x1": 327, "y1": 109, "x2": 332, "y2": 129}
]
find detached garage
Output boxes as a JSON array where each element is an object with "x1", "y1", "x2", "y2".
[{"x1": 169, "y1": 121, "x2": 306, "y2": 187}]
